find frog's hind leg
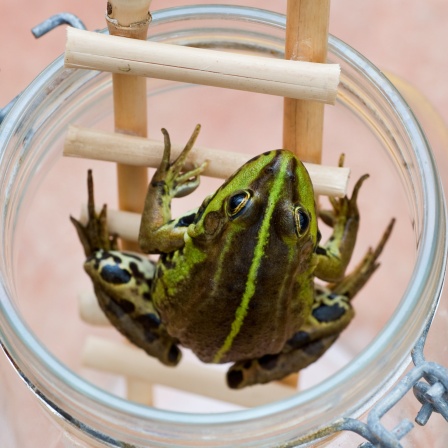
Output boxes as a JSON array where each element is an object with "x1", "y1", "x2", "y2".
[
  {"x1": 71, "y1": 170, "x2": 181, "y2": 367},
  {"x1": 226, "y1": 291, "x2": 346, "y2": 389},
  {"x1": 87, "y1": 252, "x2": 182, "y2": 367},
  {"x1": 226, "y1": 219, "x2": 395, "y2": 389},
  {"x1": 227, "y1": 333, "x2": 340, "y2": 389}
]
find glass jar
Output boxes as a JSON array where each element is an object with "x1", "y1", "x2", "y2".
[{"x1": 0, "y1": 5, "x2": 446, "y2": 447}]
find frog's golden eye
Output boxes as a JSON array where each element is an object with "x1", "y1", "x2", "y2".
[
  {"x1": 295, "y1": 207, "x2": 311, "y2": 236},
  {"x1": 227, "y1": 190, "x2": 252, "y2": 218}
]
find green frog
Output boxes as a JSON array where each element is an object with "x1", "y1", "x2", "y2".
[{"x1": 71, "y1": 125, "x2": 394, "y2": 389}]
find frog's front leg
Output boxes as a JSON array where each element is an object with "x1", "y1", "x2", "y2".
[
  {"x1": 314, "y1": 173, "x2": 370, "y2": 282},
  {"x1": 71, "y1": 171, "x2": 181, "y2": 366},
  {"x1": 226, "y1": 219, "x2": 394, "y2": 389},
  {"x1": 139, "y1": 124, "x2": 207, "y2": 254}
]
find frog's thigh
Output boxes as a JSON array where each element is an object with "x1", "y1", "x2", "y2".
[
  {"x1": 226, "y1": 290, "x2": 354, "y2": 389},
  {"x1": 87, "y1": 250, "x2": 181, "y2": 367}
]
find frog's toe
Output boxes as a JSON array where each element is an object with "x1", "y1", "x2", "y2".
[
  {"x1": 348, "y1": 174, "x2": 369, "y2": 211},
  {"x1": 168, "y1": 124, "x2": 201, "y2": 177},
  {"x1": 71, "y1": 170, "x2": 117, "y2": 256},
  {"x1": 318, "y1": 209, "x2": 336, "y2": 227},
  {"x1": 332, "y1": 217, "x2": 395, "y2": 300},
  {"x1": 158, "y1": 125, "x2": 206, "y2": 199},
  {"x1": 172, "y1": 164, "x2": 206, "y2": 198}
]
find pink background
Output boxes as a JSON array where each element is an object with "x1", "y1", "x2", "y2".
[{"x1": 1, "y1": 0, "x2": 448, "y2": 446}]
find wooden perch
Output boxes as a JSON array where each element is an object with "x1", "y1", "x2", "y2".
[
  {"x1": 106, "y1": 0, "x2": 153, "y2": 403},
  {"x1": 65, "y1": 27, "x2": 340, "y2": 104},
  {"x1": 106, "y1": 0, "x2": 151, "y2": 249},
  {"x1": 283, "y1": 0, "x2": 331, "y2": 163},
  {"x1": 107, "y1": 0, "x2": 152, "y2": 30},
  {"x1": 282, "y1": 0, "x2": 332, "y2": 390},
  {"x1": 64, "y1": 125, "x2": 349, "y2": 197},
  {"x1": 82, "y1": 336, "x2": 295, "y2": 407}
]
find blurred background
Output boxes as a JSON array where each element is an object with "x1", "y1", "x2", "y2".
[
  {"x1": 2, "y1": 0, "x2": 447, "y2": 126},
  {"x1": 1, "y1": 0, "x2": 447, "y2": 445}
]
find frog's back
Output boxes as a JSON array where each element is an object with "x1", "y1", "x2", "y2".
[{"x1": 153, "y1": 150, "x2": 318, "y2": 363}]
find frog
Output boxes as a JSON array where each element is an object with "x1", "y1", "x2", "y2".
[{"x1": 71, "y1": 124, "x2": 394, "y2": 389}]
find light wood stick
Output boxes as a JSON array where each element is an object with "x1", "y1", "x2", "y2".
[
  {"x1": 282, "y1": 0, "x2": 332, "y2": 390},
  {"x1": 65, "y1": 27, "x2": 340, "y2": 104},
  {"x1": 107, "y1": 0, "x2": 152, "y2": 27},
  {"x1": 126, "y1": 379, "x2": 153, "y2": 406},
  {"x1": 107, "y1": 0, "x2": 152, "y2": 402},
  {"x1": 65, "y1": 126, "x2": 349, "y2": 197},
  {"x1": 82, "y1": 336, "x2": 295, "y2": 407},
  {"x1": 107, "y1": 0, "x2": 151, "y2": 252},
  {"x1": 283, "y1": 0, "x2": 331, "y2": 164}
]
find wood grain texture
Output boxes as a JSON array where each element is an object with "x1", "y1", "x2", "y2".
[{"x1": 283, "y1": 0, "x2": 331, "y2": 164}]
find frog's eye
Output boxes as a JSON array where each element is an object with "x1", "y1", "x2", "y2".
[
  {"x1": 295, "y1": 207, "x2": 311, "y2": 236},
  {"x1": 227, "y1": 190, "x2": 252, "y2": 218}
]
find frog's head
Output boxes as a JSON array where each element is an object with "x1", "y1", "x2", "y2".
[{"x1": 187, "y1": 150, "x2": 318, "y2": 259}]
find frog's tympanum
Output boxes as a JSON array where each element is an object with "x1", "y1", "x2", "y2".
[{"x1": 71, "y1": 125, "x2": 394, "y2": 389}]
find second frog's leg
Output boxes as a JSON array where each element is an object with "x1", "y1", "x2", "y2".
[
  {"x1": 226, "y1": 219, "x2": 394, "y2": 389},
  {"x1": 71, "y1": 170, "x2": 181, "y2": 366}
]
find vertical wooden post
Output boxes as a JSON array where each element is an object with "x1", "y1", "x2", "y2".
[
  {"x1": 106, "y1": 0, "x2": 152, "y2": 246},
  {"x1": 281, "y1": 0, "x2": 331, "y2": 389},
  {"x1": 283, "y1": 0, "x2": 331, "y2": 164},
  {"x1": 106, "y1": 0, "x2": 153, "y2": 404}
]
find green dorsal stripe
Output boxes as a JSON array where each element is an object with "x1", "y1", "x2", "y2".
[{"x1": 213, "y1": 156, "x2": 288, "y2": 362}]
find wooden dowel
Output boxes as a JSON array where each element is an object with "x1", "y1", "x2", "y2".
[
  {"x1": 107, "y1": 0, "x2": 152, "y2": 27},
  {"x1": 126, "y1": 379, "x2": 153, "y2": 406},
  {"x1": 82, "y1": 336, "x2": 295, "y2": 407},
  {"x1": 65, "y1": 126, "x2": 349, "y2": 197},
  {"x1": 65, "y1": 27, "x2": 340, "y2": 104},
  {"x1": 107, "y1": 0, "x2": 151, "y2": 251},
  {"x1": 282, "y1": 0, "x2": 332, "y2": 390},
  {"x1": 107, "y1": 0, "x2": 153, "y2": 402},
  {"x1": 283, "y1": 0, "x2": 331, "y2": 163}
]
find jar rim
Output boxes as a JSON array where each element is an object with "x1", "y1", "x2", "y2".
[{"x1": 0, "y1": 3, "x2": 445, "y2": 440}]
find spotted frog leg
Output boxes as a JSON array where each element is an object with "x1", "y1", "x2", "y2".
[
  {"x1": 71, "y1": 171, "x2": 181, "y2": 366},
  {"x1": 226, "y1": 175, "x2": 395, "y2": 389}
]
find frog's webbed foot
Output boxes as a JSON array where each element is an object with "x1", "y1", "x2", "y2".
[
  {"x1": 70, "y1": 169, "x2": 118, "y2": 257},
  {"x1": 157, "y1": 124, "x2": 208, "y2": 199}
]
